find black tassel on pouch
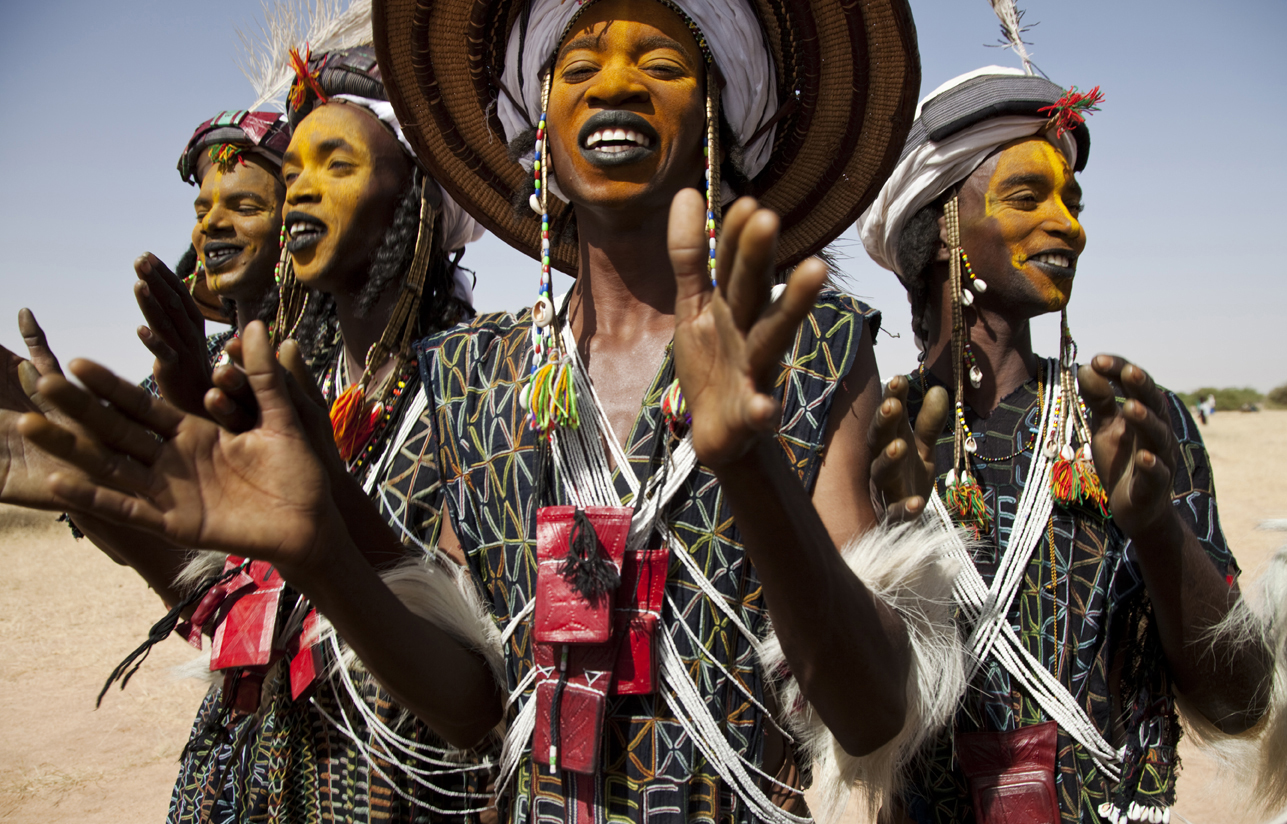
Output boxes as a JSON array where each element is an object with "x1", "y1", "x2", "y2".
[{"x1": 561, "y1": 507, "x2": 620, "y2": 603}]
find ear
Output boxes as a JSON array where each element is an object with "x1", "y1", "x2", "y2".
[{"x1": 935, "y1": 210, "x2": 951, "y2": 263}]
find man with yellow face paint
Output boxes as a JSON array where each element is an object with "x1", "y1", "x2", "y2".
[{"x1": 859, "y1": 68, "x2": 1272, "y2": 824}]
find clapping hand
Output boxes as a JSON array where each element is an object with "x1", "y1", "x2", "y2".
[
  {"x1": 867, "y1": 375, "x2": 949, "y2": 521},
  {"x1": 18, "y1": 321, "x2": 338, "y2": 576},
  {"x1": 667, "y1": 191, "x2": 827, "y2": 467},
  {"x1": 1078, "y1": 355, "x2": 1180, "y2": 540},
  {"x1": 132, "y1": 253, "x2": 218, "y2": 417}
]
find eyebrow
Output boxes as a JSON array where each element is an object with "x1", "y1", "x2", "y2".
[
  {"x1": 997, "y1": 172, "x2": 1051, "y2": 190},
  {"x1": 282, "y1": 136, "x2": 357, "y2": 165},
  {"x1": 556, "y1": 30, "x2": 694, "y2": 65}
]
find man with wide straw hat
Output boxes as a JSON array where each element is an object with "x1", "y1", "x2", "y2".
[{"x1": 375, "y1": 0, "x2": 961, "y2": 820}]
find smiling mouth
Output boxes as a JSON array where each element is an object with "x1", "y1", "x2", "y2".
[
  {"x1": 1027, "y1": 250, "x2": 1077, "y2": 277},
  {"x1": 285, "y1": 211, "x2": 327, "y2": 253},
  {"x1": 578, "y1": 112, "x2": 659, "y2": 168},
  {"x1": 584, "y1": 128, "x2": 654, "y2": 153},
  {"x1": 203, "y1": 242, "x2": 243, "y2": 272}
]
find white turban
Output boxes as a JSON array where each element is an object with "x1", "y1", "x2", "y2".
[
  {"x1": 857, "y1": 67, "x2": 1078, "y2": 280},
  {"x1": 496, "y1": 0, "x2": 778, "y2": 200}
]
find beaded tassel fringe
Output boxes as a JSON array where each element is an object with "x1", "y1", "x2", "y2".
[
  {"x1": 943, "y1": 194, "x2": 991, "y2": 537},
  {"x1": 521, "y1": 71, "x2": 578, "y2": 436}
]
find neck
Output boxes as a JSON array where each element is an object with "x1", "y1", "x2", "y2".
[
  {"x1": 331, "y1": 273, "x2": 403, "y2": 387},
  {"x1": 923, "y1": 268, "x2": 1039, "y2": 415},
  {"x1": 231, "y1": 290, "x2": 269, "y2": 338},
  {"x1": 566, "y1": 203, "x2": 678, "y2": 348}
]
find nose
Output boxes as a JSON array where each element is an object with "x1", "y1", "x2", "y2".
[
  {"x1": 1042, "y1": 197, "x2": 1081, "y2": 242},
  {"x1": 201, "y1": 201, "x2": 234, "y2": 237},
  {"x1": 585, "y1": 61, "x2": 651, "y2": 110},
  {"x1": 286, "y1": 168, "x2": 320, "y2": 206}
]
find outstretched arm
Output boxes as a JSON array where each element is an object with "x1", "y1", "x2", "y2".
[
  {"x1": 669, "y1": 191, "x2": 911, "y2": 756},
  {"x1": 1080, "y1": 355, "x2": 1271, "y2": 732},
  {"x1": 0, "y1": 309, "x2": 190, "y2": 602},
  {"x1": 20, "y1": 322, "x2": 502, "y2": 746}
]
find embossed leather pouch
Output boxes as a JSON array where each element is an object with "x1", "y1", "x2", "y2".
[
  {"x1": 956, "y1": 720, "x2": 1060, "y2": 824},
  {"x1": 533, "y1": 506, "x2": 631, "y2": 644}
]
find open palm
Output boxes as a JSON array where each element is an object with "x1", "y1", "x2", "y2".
[
  {"x1": 20, "y1": 322, "x2": 335, "y2": 571},
  {"x1": 668, "y1": 192, "x2": 827, "y2": 468}
]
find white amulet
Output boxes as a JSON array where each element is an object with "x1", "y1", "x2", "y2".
[{"x1": 533, "y1": 296, "x2": 555, "y2": 328}]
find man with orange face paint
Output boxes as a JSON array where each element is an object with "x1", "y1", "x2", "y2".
[{"x1": 859, "y1": 68, "x2": 1271, "y2": 824}]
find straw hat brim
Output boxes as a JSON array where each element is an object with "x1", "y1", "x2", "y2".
[{"x1": 374, "y1": 0, "x2": 919, "y2": 274}]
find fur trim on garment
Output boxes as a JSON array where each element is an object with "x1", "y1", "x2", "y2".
[
  {"x1": 1180, "y1": 542, "x2": 1287, "y2": 818},
  {"x1": 758, "y1": 519, "x2": 968, "y2": 824},
  {"x1": 329, "y1": 553, "x2": 506, "y2": 689}
]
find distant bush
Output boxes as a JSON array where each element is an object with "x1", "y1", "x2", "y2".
[
  {"x1": 1182, "y1": 387, "x2": 1265, "y2": 411},
  {"x1": 1268, "y1": 383, "x2": 1287, "y2": 408}
]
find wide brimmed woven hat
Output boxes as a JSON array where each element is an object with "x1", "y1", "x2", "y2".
[{"x1": 373, "y1": 0, "x2": 920, "y2": 273}]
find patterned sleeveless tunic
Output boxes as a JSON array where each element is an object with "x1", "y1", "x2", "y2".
[
  {"x1": 901, "y1": 369, "x2": 1239, "y2": 824},
  {"x1": 418, "y1": 290, "x2": 878, "y2": 824},
  {"x1": 167, "y1": 354, "x2": 493, "y2": 824}
]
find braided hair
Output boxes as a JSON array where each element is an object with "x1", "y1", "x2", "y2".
[{"x1": 894, "y1": 198, "x2": 948, "y2": 350}]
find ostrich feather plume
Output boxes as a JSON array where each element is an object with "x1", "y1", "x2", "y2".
[
  {"x1": 238, "y1": 0, "x2": 374, "y2": 110},
  {"x1": 988, "y1": 0, "x2": 1035, "y2": 75}
]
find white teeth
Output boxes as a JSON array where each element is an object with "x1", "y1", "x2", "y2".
[
  {"x1": 584, "y1": 127, "x2": 651, "y2": 149},
  {"x1": 1033, "y1": 253, "x2": 1072, "y2": 268}
]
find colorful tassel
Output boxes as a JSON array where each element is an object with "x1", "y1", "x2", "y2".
[
  {"x1": 330, "y1": 384, "x2": 380, "y2": 462},
  {"x1": 945, "y1": 471, "x2": 992, "y2": 538},
  {"x1": 660, "y1": 380, "x2": 688, "y2": 434},
  {"x1": 209, "y1": 143, "x2": 246, "y2": 174},
  {"x1": 1051, "y1": 445, "x2": 1111, "y2": 519},
  {"x1": 529, "y1": 359, "x2": 578, "y2": 435}
]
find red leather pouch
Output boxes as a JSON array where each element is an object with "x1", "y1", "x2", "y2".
[
  {"x1": 956, "y1": 720, "x2": 1060, "y2": 824},
  {"x1": 210, "y1": 561, "x2": 285, "y2": 671},
  {"x1": 175, "y1": 556, "x2": 255, "y2": 649},
  {"x1": 532, "y1": 642, "x2": 618, "y2": 774},
  {"x1": 612, "y1": 549, "x2": 669, "y2": 695},
  {"x1": 287, "y1": 608, "x2": 327, "y2": 700},
  {"x1": 533, "y1": 506, "x2": 631, "y2": 644}
]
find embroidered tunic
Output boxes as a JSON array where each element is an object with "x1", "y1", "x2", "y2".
[
  {"x1": 168, "y1": 365, "x2": 492, "y2": 824},
  {"x1": 901, "y1": 370, "x2": 1238, "y2": 824},
  {"x1": 419, "y1": 290, "x2": 878, "y2": 824}
]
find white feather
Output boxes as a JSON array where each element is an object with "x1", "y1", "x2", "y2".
[
  {"x1": 237, "y1": 0, "x2": 375, "y2": 111},
  {"x1": 758, "y1": 519, "x2": 968, "y2": 824},
  {"x1": 988, "y1": 0, "x2": 1035, "y2": 76}
]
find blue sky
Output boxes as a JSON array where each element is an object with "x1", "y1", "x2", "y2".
[{"x1": 2, "y1": 0, "x2": 1284, "y2": 393}]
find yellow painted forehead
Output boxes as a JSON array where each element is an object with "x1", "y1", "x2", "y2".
[{"x1": 987, "y1": 137, "x2": 1074, "y2": 189}]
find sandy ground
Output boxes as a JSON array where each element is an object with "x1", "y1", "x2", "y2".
[{"x1": 1, "y1": 410, "x2": 1284, "y2": 823}]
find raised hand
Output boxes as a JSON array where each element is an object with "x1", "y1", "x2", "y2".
[
  {"x1": 1078, "y1": 354, "x2": 1180, "y2": 539},
  {"x1": 0, "y1": 310, "x2": 86, "y2": 509},
  {"x1": 18, "y1": 322, "x2": 337, "y2": 574},
  {"x1": 668, "y1": 191, "x2": 827, "y2": 467},
  {"x1": 868, "y1": 375, "x2": 950, "y2": 521},
  {"x1": 133, "y1": 253, "x2": 217, "y2": 416}
]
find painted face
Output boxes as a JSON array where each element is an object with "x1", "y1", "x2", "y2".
[
  {"x1": 280, "y1": 102, "x2": 412, "y2": 292},
  {"x1": 191, "y1": 153, "x2": 284, "y2": 299},
  {"x1": 546, "y1": 0, "x2": 707, "y2": 213},
  {"x1": 956, "y1": 136, "x2": 1086, "y2": 315}
]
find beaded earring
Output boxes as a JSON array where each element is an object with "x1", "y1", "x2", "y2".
[
  {"x1": 1046, "y1": 309, "x2": 1110, "y2": 517},
  {"x1": 521, "y1": 70, "x2": 580, "y2": 436},
  {"x1": 659, "y1": 80, "x2": 720, "y2": 434},
  {"x1": 942, "y1": 194, "x2": 991, "y2": 537},
  {"x1": 272, "y1": 222, "x2": 307, "y2": 345}
]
